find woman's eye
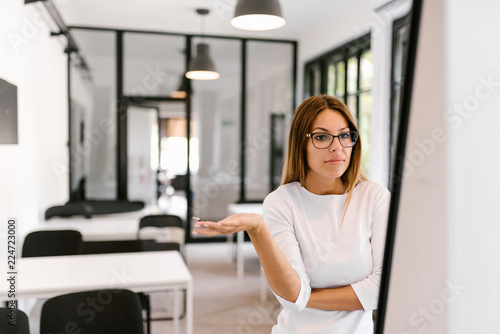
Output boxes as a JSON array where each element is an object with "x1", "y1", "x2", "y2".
[
  {"x1": 340, "y1": 132, "x2": 350, "y2": 139},
  {"x1": 314, "y1": 134, "x2": 328, "y2": 141}
]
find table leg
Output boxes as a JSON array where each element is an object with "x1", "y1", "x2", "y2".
[
  {"x1": 186, "y1": 280, "x2": 193, "y2": 334},
  {"x1": 226, "y1": 234, "x2": 234, "y2": 263},
  {"x1": 237, "y1": 231, "x2": 244, "y2": 278},
  {"x1": 173, "y1": 289, "x2": 180, "y2": 334}
]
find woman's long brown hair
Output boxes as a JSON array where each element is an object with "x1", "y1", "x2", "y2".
[{"x1": 281, "y1": 95, "x2": 368, "y2": 225}]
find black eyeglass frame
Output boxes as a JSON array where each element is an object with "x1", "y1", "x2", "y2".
[{"x1": 305, "y1": 131, "x2": 359, "y2": 149}]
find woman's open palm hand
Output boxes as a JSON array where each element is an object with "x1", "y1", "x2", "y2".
[{"x1": 193, "y1": 213, "x2": 263, "y2": 237}]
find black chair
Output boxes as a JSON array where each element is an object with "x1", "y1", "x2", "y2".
[
  {"x1": 137, "y1": 215, "x2": 187, "y2": 326},
  {"x1": 45, "y1": 203, "x2": 92, "y2": 220},
  {"x1": 138, "y1": 215, "x2": 185, "y2": 257},
  {"x1": 22, "y1": 230, "x2": 83, "y2": 258},
  {"x1": 0, "y1": 307, "x2": 30, "y2": 334},
  {"x1": 40, "y1": 289, "x2": 143, "y2": 334}
]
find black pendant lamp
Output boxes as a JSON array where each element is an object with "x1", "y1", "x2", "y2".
[
  {"x1": 186, "y1": 9, "x2": 220, "y2": 80},
  {"x1": 231, "y1": 0, "x2": 286, "y2": 31},
  {"x1": 171, "y1": 75, "x2": 188, "y2": 98}
]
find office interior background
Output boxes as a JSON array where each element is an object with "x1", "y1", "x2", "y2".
[{"x1": 1, "y1": 0, "x2": 499, "y2": 333}]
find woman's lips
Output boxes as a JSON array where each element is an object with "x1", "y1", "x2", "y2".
[{"x1": 325, "y1": 158, "x2": 344, "y2": 165}]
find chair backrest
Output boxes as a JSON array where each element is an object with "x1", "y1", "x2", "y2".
[
  {"x1": 0, "y1": 308, "x2": 30, "y2": 334},
  {"x1": 81, "y1": 200, "x2": 145, "y2": 215},
  {"x1": 138, "y1": 215, "x2": 185, "y2": 245},
  {"x1": 139, "y1": 214, "x2": 183, "y2": 229},
  {"x1": 22, "y1": 230, "x2": 83, "y2": 258},
  {"x1": 45, "y1": 203, "x2": 93, "y2": 220},
  {"x1": 40, "y1": 289, "x2": 144, "y2": 334},
  {"x1": 81, "y1": 239, "x2": 180, "y2": 255}
]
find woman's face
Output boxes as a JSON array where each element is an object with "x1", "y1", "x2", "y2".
[{"x1": 305, "y1": 108, "x2": 353, "y2": 186}]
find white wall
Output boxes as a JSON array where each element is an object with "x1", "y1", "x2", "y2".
[
  {"x1": 0, "y1": 2, "x2": 68, "y2": 239},
  {"x1": 446, "y1": 0, "x2": 500, "y2": 332}
]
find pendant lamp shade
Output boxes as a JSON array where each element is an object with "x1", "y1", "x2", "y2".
[
  {"x1": 171, "y1": 75, "x2": 188, "y2": 98},
  {"x1": 186, "y1": 43, "x2": 220, "y2": 80},
  {"x1": 231, "y1": 0, "x2": 286, "y2": 31}
]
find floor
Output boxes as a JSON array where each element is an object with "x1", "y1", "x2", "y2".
[{"x1": 149, "y1": 242, "x2": 281, "y2": 334}]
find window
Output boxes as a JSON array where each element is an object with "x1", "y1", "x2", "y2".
[
  {"x1": 304, "y1": 34, "x2": 372, "y2": 175},
  {"x1": 159, "y1": 118, "x2": 199, "y2": 175},
  {"x1": 390, "y1": 15, "x2": 411, "y2": 179}
]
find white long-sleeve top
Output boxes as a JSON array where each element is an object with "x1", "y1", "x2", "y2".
[{"x1": 262, "y1": 181, "x2": 390, "y2": 333}]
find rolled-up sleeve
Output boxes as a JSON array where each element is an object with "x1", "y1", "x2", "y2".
[
  {"x1": 350, "y1": 187, "x2": 390, "y2": 312},
  {"x1": 263, "y1": 190, "x2": 311, "y2": 312}
]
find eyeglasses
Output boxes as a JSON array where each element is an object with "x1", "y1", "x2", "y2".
[{"x1": 306, "y1": 131, "x2": 359, "y2": 149}]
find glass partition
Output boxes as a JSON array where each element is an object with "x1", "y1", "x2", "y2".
[
  {"x1": 71, "y1": 29, "x2": 117, "y2": 200},
  {"x1": 69, "y1": 50, "x2": 91, "y2": 201},
  {"x1": 123, "y1": 33, "x2": 185, "y2": 98},
  {"x1": 245, "y1": 41, "x2": 294, "y2": 200},
  {"x1": 157, "y1": 101, "x2": 189, "y2": 220},
  {"x1": 190, "y1": 37, "x2": 241, "y2": 223},
  {"x1": 69, "y1": 27, "x2": 296, "y2": 234},
  {"x1": 127, "y1": 106, "x2": 158, "y2": 205}
]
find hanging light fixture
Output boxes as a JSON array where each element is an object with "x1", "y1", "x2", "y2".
[
  {"x1": 231, "y1": 0, "x2": 286, "y2": 31},
  {"x1": 186, "y1": 9, "x2": 220, "y2": 80},
  {"x1": 170, "y1": 75, "x2": 188, "y2": 98}
]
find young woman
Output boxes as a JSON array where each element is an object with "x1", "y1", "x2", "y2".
[{"x1": 193, "y1": 95, "x2": 390, "y2": 333}]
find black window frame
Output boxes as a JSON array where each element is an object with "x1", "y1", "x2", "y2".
[
  {"x1": 303, "y1": 33, "x2": 372, "y2": 172},
  {"x1": 389, "y1": 15, "x2": 411, "y2": 181}
]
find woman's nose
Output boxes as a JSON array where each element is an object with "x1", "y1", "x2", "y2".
[{"x1": 329, "y1": 137, "x2": 342, "y2": 151}]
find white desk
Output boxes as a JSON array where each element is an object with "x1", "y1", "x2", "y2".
[
  {"x1": 0, "y1": 251, "x2": 193, "y2": 334},
  {"x1": 226, "y1": 203, "x2": 269, "y2": 301},
  {"x1": 27, "y1": 206, "x2": 165, "y2": 241}
]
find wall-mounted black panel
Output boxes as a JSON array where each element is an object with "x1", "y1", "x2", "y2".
[{"x1": 0, "y1": 78, "x2": 18, "y2": 145}]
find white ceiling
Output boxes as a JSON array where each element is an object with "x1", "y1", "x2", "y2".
[
  {"x1": 56, "y1": 0, "x2": 362, "y2": 40},
  {"x1": 59, "y1": 0, "x2": 371, "y2": 96}
]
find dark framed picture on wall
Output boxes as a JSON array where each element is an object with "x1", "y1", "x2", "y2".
[{"x1": 0, "y1": 78, "x2": 18, "y2": 144}]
